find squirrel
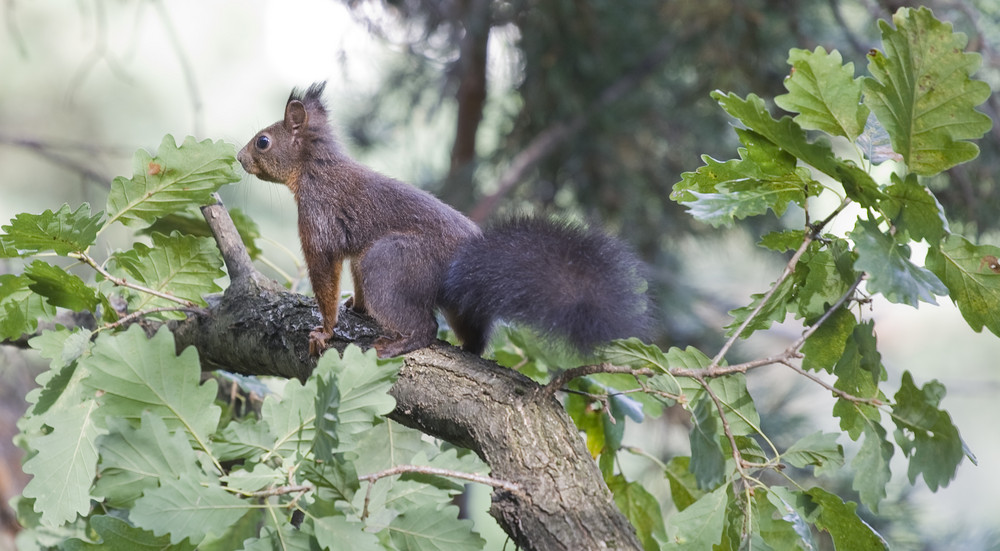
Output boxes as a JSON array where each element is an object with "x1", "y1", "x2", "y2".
[{"x1": 238, "y1": 82, "x2": 651, "y2": 358}]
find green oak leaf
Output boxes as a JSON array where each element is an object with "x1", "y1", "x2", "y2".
[
  {"x1": 312, "y1": 369, "x2": 342, "y2": 463},
  {"x1": 892, "y1": 371, "x2": 965, "y2": 491},
  {"x1": 801, "y1": 306, "x2": 856, "y2": 373},
  {"x1": 672, "y1": 129, "x2": 816, "y2": 226},
  {"x1": 881, "y1": 173, "x2": 948, "y2": 245},
  {"x1": 80, "y1": 325, "x2": 221, "y2": 454},
  {"x1": 259, "y1": 377, "x2": 316, "y2": 462},
  {"x1": 664, "y1": 456, "x2": 705, "y2": 512},
  {"x1": 315, "y1": 345, "x2": 400, "y2": 452},
  {"x1": 26, "y1": 327, "x2": 92, "y2": 418},
  {"x1": 688, "y1": 396, "x2": 725, "y2": 490},
  {"x1": 21, "y1": 400, "x2": 105, "y2": 527},
  {"x1": 0, "y1": 274, "x2": 56, "y2": 340},
  {"x1": 795, "y1": 246, "x2": 850, "y2": 321},
  {"x1": 23, "y1": 260, "x2": 100, "y2": 312},
  {"x1": 311, "y1": 516, "x2": 383, "y2": 551},
  {"x1": 241, "y1": 523, "x2": 323, "y2": 551},
  {"x1": 755, "y1": 491, "x2": 807, "y2": 550},
  {"x1": 783, "y1": 431, "x2": 844, "y2": 476},
  {"x1": 705, "y1": 373, "x2": 760, "y2": 436},
  {"x1": 106, "y1": 135, "x2": 240, "y2": 228},
  {"x1": 94, "y1": 412, "x2": 205, "y2": 508},
  {"x1": 598, "y1": 337, "x2": 671, "y2": 372},
  {"x1": 850, "y1": 217, "x2": 946, "y2": 306},
  {"x1": 386, "y1": 505, "x2": 485, "y2": 551},
  {"x1": 758, "y1": 229, "x2": 806, "y2": 252},
  {"x1": 130, "y1": 477, "x2": 250, "y2": 545},
  {"x1": 62, "y1": 515, "x2": 197, "y2": 551},
  {"x1": 608, "y1": 474, "x2": 666, "y2": 551},
  {"x1": 710, "y1": 91, "x2": 883, "y2": 207},
  {"x1": 775, "y1": 46, "x2": 868, "y2": 140},
  {"x1": 852, "y1": 423, "x2": 894, "y2": 512},
  {"x1": 0, "y1": 203, "x2": 103, "y2": 256},
  {"x1": 832, "y1": 321, "x2": 885, "y2": 440},
  {"x1": 772, "y1": 487, "x2": 888, "y2": 550},
  {"x1": 726, "y1": 273, "x2": 797, "y2": 338},
  {"x1": 140, "y1": 206, "x2": 263, "y2": 259},
  {"x1": 863, "y1": 7, "x2": 992, "y2": 176},
  {"x1": 925, "y1": 234, "x2": 1000, "y2": 337},
  {"x1": 106, "y1": 231, "x2": 224, "y2": 312},
  {"x1": 658, "y1": 483, "x2": 728, "y2": 550}
]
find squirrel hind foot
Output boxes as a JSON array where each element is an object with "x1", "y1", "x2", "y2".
[
  {"x1": 373, "y1": 333, "x2": 436, "y2": 358},
  {"x1": 308, "y1": 328, "x2": 333, "y2": 357}
]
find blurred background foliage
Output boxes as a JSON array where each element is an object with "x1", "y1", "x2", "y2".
[{"x1": 1, "y1": 0, "x2": 1000, "y2": 549}]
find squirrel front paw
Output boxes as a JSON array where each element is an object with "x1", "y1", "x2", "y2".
[{"x1": 308, "y1": 327, "x2": 332, "y2": 356}]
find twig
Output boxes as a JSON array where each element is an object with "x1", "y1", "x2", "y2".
[
  {"x1": 359, "y1": 464, "x2": 523, "y2": 520},
  {"x1": 711, "y1": 233, "x2": 813, "y2": 367},
  {"x1": 711, "y1": 197, "x2": 853, "y2": 368},
  {"x1": 244, "y1": 484, "x2": 313, "y2": 499},
  {"x1": 780, "y1": 359, "x2": 884, "y2": 406},
  {"x1": 544, "y1": 363, "x2": 654, "y2": 396},
  {"x1": 72, "y1": 251, "x2": 197, "y2": 308},
  {"x1": 788, "y1": 273, "x2": 864, "y2": 352},
  {"x1": 103, "y1": 305, "x2": 208, "y2": 330}
]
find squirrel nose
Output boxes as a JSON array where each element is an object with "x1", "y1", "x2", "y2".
[{"x1": 236, "y1": 148, "x2": 255, "y2": 173}]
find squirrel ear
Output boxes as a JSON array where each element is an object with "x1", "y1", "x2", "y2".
[{"x1": 285, "y1": 100, "x2": 308, "y2": 131}]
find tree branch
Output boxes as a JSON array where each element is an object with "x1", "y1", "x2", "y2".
[{"x1": 170, "y1": 198, "x2": 642, "y2": 550}]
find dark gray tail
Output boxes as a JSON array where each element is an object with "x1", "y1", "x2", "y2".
[{"x1": 440, "y1": 217, "x2": 652, "y2": 355}]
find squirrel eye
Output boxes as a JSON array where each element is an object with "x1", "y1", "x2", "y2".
[{"x1": 255, "y1": 135, "x2": 271, "y2": 150}]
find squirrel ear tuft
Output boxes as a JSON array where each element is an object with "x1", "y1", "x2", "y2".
[{"x1": 285, "y1": 100, "x2": 308, "y2": 131}]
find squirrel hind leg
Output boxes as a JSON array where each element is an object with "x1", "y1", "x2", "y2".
[
  {"x1": 442, "y1": 309, "x2": 492, "y2": 356},
  {"x1": 359, "y1": 237, "x2": 442, "y2": 357}
]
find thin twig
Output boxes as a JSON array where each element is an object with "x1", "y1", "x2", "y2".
[
  {"x1": 780, "y1": 359, "x2": 884, "y2": 406},
  {"x1": 359, "y1": 464, "x2": 523, "y2": 521},
  {"x1": 359, "y1": 464, "x2": 522, "y2": 493},
  {"x1": 711, "y1": 233, "x2": 813, "y2": 367},
  {"x1": 244, "y1": 484, "x2": 313, "y2": 499},
  {"x1": 787, "y1": 273, "x2": 864, "y2": 352},
  {"x1": 544, "y1": 363, "x2": 655, "y2": 395},
  {"x1": 103, "y1": 305, "x2": 208, "y2": 330}
]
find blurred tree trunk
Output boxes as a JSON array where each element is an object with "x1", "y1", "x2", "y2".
[{"x1": 442, "y1": 0, "x2": 491, "y2": 211}]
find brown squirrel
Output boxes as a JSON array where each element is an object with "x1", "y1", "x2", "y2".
[{"x1": 238, "y1": 82, "x2": 651, "y2": 358}]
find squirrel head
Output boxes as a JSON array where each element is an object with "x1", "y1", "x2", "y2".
[{"x1": 238, "y1": 82, "x2": 338, "y2": 189}]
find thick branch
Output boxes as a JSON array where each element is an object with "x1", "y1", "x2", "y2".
[{"x1": 170, "y1": 199, "x2": 642, "y2": 550}]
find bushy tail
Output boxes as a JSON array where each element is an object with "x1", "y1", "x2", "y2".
[{"x1": 440, "y1": 217, "x2": 652, "y2": 355}]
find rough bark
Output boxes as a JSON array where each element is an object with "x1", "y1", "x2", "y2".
[{"x1": 169, "y1": 198, "x2": 643, "y2": 550}]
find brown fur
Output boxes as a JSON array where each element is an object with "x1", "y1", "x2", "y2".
[
  {"x1": 239, "y1": 82, "x2": 651, "y2": 358},
  {"x1": 238, "y1": 83, "x2": 479, "y2": 356}
]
